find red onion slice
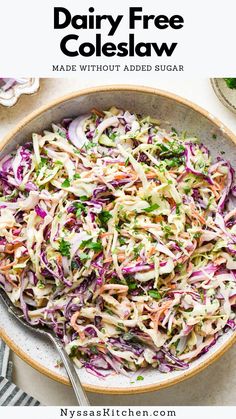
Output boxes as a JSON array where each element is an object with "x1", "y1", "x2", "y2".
[
  {"x1": 1, "y1": 78, "x2": 17, "y2": 92},
  {"x1": 94, "y1": 116, "x2": 119, "y2": 140},
  {"x1": 68, "y1": 114, "x2": 90, "y2": 149}
]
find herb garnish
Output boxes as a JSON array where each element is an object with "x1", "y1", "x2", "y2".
[{"x1": 59, "y1": 238, "x2": 71, "y2": 258}]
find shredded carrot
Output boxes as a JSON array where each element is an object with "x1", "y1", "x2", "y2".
[
  {"x1": 96, "y1": 346, "x2": 106, "y2": 354},
  {"x1": 91, "y1": 108, "x2": 105, "y2": 118},
  {"x1": 104, "y1": 254, "x2": 126, "y2": 263},
  {"x1": 167, "y1": 198, "x2": 176, "y2": 208},
  {"x1": 215, "y1": 174, "x2": 226, "y2": 187},
  {"x1": 146, "y1": 173, "x2": 158, "y2": 179},
  {"x1": 213, "y1": 257, "x2": 226, "y2": 266},
  {"x1": 150, "y1": 301, "x2": 173, "y2": 328},
  {"x1": 189, "y1": 204, "x2": 206, "y2": 225},
  {"x1": 4, "y1": 242, "x2": 22, "y2": 254},
  {"x1": 57, "y1": 254, "x2": 62, "y2": 264},
  {"x1": 154, "y1": 215, "x2": 164, "y2": 223},
  {"x1": 70, "y1": 312, "x2": 85, "y2": 340},
  {"x1": 18, "y1": 256, "x2": 29, "y2": 263},
  {"x1": 114, "y1": 174, "x2": 130, "y2": 180},
  {"x1": 144, "y1": 304, "x2": 159, "y2": 313},
  {"x1": 0, "y1": 261, "x2": 15, "y2": 271},
  {"x1": 209, "y1": 185, "x2": 220, "y2": 199},
  {"x1": 105, "y1": 203, "x2": 114, "y2": 211},
  {"x1": 148, "y1": 247, "x2": 156, "y2": 256},
  {"x1": 91, "y1": 251, "x2": 103, "y2": 261},
  {"x1": 100, "y1": 232, "x2": 113, "y2": 238}
]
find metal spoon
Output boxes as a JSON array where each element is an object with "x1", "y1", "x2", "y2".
[{"x1": 0, "y1": 288, "x2": 90, "y2": 406}]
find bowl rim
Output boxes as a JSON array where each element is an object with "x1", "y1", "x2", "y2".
[
  {"x1": 0, "y1": 84, "x2": 236, "y2": 394},
  {"x1": 210, "y1": 78, "x2": 236, "y2": 115}
]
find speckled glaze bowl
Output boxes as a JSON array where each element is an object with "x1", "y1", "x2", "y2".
[
  {"x1": 0, "y1": 85, "x2": 236, "y2": 394},
  {"x1": 211, "y1": 78, "x2": 236, "y2": 114}
]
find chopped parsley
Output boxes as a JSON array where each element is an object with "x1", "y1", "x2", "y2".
[
  {"x1": 176, "y1": 203, "x2": 181, "y2": 215},
  {"x1": 144, "y1": 203, "x2": 160, "y2": 213},
  {"x1": 148, "y1": 290, "x2": 161, "y2": 300},
  {"x1": 81, "y1": 239, "x2": 103, "y2": 252},
  {"x1": 98, "y1": 210, "x2": 112, "y2": 228},
  {"x1": 123, "y1": 332, "x2": 135, "y2": 341},
  {"x1": 59, "y1": 238, "x2": 71, "y2": 258},
  {"x1": 69, "y1": 345, "x2": 78, "y2": 358},
  {"x1": 71, "y1": 260, "x2": 79, "y2": 270},
  {"x1": 73, "y1": 202, "x2": 87, "y2": 217},
  {"x1": 85, "y1": 142, "x2": 96, "y2": 150},
  {"x1": 109, "y1": 132, "x2": 117, "y2": 141},
  {"x1": 164, "y1": 157, "x2": 183, "y2": 168},
  {"x1": 106, "y1": 309, "x2": 115, "y2": 316},
  {"x1": 137, "y1": 375, "x2": 144, "y2": 381},
  {"x1": 61, "y1": 178, "x2": 70, "y2": 188},
  {"x1": 162, "y1": 225, "x2": 172, "y2": 239},
  {"x1": 118, "y1": 237, "x2": 126, "y2": 245},
  {"x1": 39, "y1": 157, "x2": 47, "y2": 168},
  {"x1": 56, "y1": 128, "x2": 66, "y2": 138},
  {"x1": 183, "y1": 186, "x2": 191, "y2": 194},
  {"x1": 133, "y1": 243, "x2": 144, "y2": 257},
  {"x1": 126, "y1": 277, "x2": 137, "y2": 291},
  {"x1": 36, "y1": 157, "x2": 47, "y2": 175},
  {"x1": 175, "y1": 263, "x2": 184, "y2": 272},
  {"x1": 125, "y1": 157, "x2": 130, "y2": 167},
  {"x1": 79, "y1": 252, "x2": 90, "y2": 261},
  {"x1": 224, "y1": 78, "x2": 236, "y2": 89}
]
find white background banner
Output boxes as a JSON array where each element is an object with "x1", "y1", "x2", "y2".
[
  {"x1": 0, "y1": 0, "x2": 235, "y2": 79},
  {"x1": 0, "y1": 406, "x2": 236, "y2": 419}
]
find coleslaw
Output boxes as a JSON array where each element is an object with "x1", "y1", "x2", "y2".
[{"x1": 0, "y1": 106, "x2": 236, "y2": 378}]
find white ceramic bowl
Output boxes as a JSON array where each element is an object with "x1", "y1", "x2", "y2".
[{"x1": 0, "y1": 85, "x2": 235, "y2": 394}]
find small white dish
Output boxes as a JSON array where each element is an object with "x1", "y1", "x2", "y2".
[{"x1": 0, "y1": 78, "x2": 40, "y2": 107}]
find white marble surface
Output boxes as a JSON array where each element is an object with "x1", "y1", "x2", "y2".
[{"x1": 0, "y1": 78, "x2": 236, "y2": 406}]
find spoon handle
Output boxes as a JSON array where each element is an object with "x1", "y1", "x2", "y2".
[{"x1": 49, "y1": 334, "x2": 90, "y2": 406}]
